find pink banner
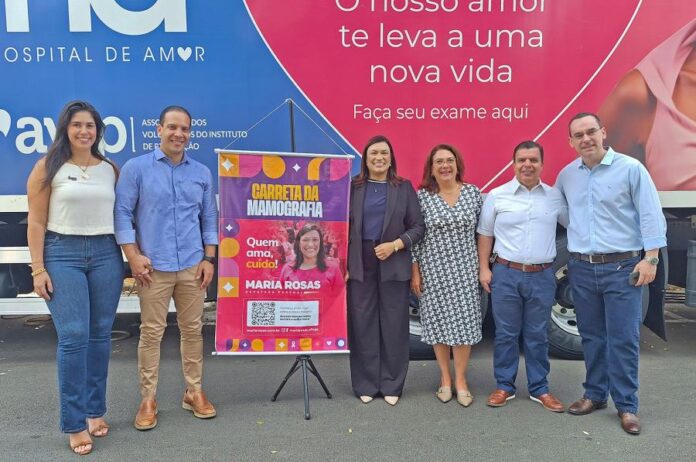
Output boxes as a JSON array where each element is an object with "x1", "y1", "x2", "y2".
[
  {"x1": 247, "y1": 0, "x2": 696, "y2": 191},
  {"x1": 215, "y1": 151, "x2": 351, "y2": 354}
]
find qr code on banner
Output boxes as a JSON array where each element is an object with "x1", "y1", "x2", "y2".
[{"x1": 249, "y1": 301, "x2": 276, "y2": 326}]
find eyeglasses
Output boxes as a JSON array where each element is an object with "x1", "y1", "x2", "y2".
[
  {"x1": 433, "y1": 158, "x2": 456, "y2": 166},
  {"x1": 571, "y1": 127, "x2": 602, "y2": 140}
]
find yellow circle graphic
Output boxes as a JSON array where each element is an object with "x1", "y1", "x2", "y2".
[
  {"x1": 251, "y1": 339, "x2": 264, "y2": 351},
  {"x1": 262, "y1": 156, "x2": 285, "y2": 179},
  {"x1": 219, "y1": 238, "x2": 240, "y2": 258}
]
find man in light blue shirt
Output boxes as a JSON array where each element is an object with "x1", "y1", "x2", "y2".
[
  {"x1": 478, "y1": 140, "x2": 567, "y2": 413},
  {"x1": 555, "y1": 112, "x2": 667, "y2": 435},
  {"x1": 115, "y1": 106, "x2": 219, "y2": 431}
]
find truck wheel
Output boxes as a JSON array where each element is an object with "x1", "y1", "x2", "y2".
[
  {"x1": 408, "y1": 293, "x2": 434, "y2": 360},
  {"x1": 549, "y1": 235, "x2": 649, "y2": 360},
  {"x1": 548, "y1": 267, "x2": 584, "y2": 360},
  {"x1": 408, "y1": 289, "x2": 489, "y2": 360},
  {"x1": 408, "y1": 318, "x2": 434, "y2": 360}
]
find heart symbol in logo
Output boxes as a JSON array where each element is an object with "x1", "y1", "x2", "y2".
[
  {"x1": 245, "y1": 0, "x2": 683, "y2": 188},
  {"x1": 0, "y1": 109, "x2": 11, "y2": 137},
  {"x1": 177, "y1": 46, "x2": 192, "y2": 61}
]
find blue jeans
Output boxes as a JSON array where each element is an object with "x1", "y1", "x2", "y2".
[
  {"x1": 490, "y1": 264, "x2": 556, "y2": 396},
  {"x1": 44, "y1": 231, "x2": 123, "y2": 433},
  {"x1": 567, "y1": 255, "x2": 643, "y2": 414}
]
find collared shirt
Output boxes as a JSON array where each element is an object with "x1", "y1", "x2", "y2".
[
  {"x1": 477, "y1": 178, "x2": 567, "y2": 264},
  {"x1": 114, "y1": 149, "x2": 218, "y2": 272},
  {"x1": 555, "y1": 148, "x2": 667, "y2": 254}
]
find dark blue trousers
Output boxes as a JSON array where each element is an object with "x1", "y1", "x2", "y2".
[
  {"x1": 491, "y1": 264, "x2": 556, "y2": 397},
  {"x1": 347, "y1": 241, "x2": 410, "y2": 397},
  {"x1": 567, "y1": 255, "x2": 643, "y2": 414}
]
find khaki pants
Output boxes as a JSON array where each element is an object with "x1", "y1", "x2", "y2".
[{"x1": 137, "y1": 266, "x2": 204, "y2": 398}]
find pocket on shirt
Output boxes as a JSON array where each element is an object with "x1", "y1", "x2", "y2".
[{"x1": 179, "y1": 178, "x2": 204, "y2": 205}]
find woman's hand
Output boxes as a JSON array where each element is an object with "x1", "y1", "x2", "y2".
[
  {"x1": 374, "y1": 242, "x2": 395, "y2": 261},
  {"x1": 411, "y1": 263, "x2": 422, "y2": 296},
  {"x1": 33, "y1": 271, "x2": 54, "y2": 300},
  {"x1": 479, "y1": 267, "x2": 492, "y2": 293},
  {"x1": 375, "y1": 239, "x2": 403, "y2": 261}
]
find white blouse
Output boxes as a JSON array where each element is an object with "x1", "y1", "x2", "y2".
[{"x1": 47, "y1": 160, "x2": 116, "y2": 235}]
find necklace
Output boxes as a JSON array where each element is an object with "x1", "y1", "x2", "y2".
[
  {"x1": 438, "y1": 184, "x2": 461, "y2": 205},
  {"x1": 71, "y1": 157, "x2": 91, "y2": 180},
  {"x1": 367, "y1": 179, "x2": 387, "y2": 193}
]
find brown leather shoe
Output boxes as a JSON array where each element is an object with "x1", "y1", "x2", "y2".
[
  {"x1": 486, "y1": 389, "x2": 515, "y2": 407},
  {"x1": 568, "y1": 398, "x2": 608, "y2": 415},
  {"x1": 182, "y1": 389, "x2": 217, "y2": 419},
  {"x1": 530, "y1": 393, "x2": 565, "y2": 413},
  {"x1": 619, "y1": 412, "x2": 641, "y2": 435},
  {"x1": 134, "y1": 398, "x2": 158, "y2": 431}
]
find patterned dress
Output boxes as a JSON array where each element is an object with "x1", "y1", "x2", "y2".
[{"x1": 412, "y1": 184, "x2": 483, "y2": 345}]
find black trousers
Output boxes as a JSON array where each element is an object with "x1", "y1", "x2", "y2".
[{"x1": 348, "y1": 241, "x2": 410, "y2": 397}]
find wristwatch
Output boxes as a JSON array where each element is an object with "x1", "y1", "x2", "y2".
[
  {"x1": 202, "y1": 256, "x2": 216, "y2": 265},
  {"x1": 644, "y1": 256, "x2": 659, "y2": 265}
]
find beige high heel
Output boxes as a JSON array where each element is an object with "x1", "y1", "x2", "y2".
[
  {"x1": 436, "y1": 387, "x2": 452, "y2": 403},
  {"x1": 457, "y1": 389, "x2": 473, "y2": 407}
]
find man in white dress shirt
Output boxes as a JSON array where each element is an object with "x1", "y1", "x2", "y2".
[{"x1": 477, "y1": 140, "x2": 568, "y2": 412}]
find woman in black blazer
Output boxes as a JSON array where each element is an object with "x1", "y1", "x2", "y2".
[{"x1": 347, "y1": 135, "x2": 425, "y2": 405}]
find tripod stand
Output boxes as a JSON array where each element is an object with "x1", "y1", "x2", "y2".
[{"x1": 271, "y1": 354, "x2": 332, "y2": 420}]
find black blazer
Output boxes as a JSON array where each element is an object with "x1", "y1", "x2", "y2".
[{"x1": 348, "y1": 179, "x2": 425, "y2": 282}]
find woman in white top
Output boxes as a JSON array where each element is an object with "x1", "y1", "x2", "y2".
[{"x1": 27, "y1": 101, "x2": 123, "y2": 456}]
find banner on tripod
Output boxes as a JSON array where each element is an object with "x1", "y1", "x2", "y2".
[{"x1": 215, "y1": 150, "x2": 352, "y2": 354}]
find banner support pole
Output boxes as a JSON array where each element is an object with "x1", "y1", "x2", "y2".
[
  {"x1": 271, "y1": 354, "x2": 332, "y2": 420},
  {"x1": 288, "y1": 99, "x2": 296, "y2": 153}
]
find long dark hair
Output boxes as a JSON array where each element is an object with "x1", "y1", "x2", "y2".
[
  {"x1": 292, "y1": 224, "x2": 327, "y2": 271},
  {"x1": 352, "y1": 135, "x2": 403, "y2": 187},
  {"x1": 43, "y1": 100, "x2": 115, "y2": 188},
  {"x1": 419, "y1": 144, "x2": 465, "y2": 193}
]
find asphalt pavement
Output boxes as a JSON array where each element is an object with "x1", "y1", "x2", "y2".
[{"x1": 1, "y1": 304, "x2": 695, "y2": 462}]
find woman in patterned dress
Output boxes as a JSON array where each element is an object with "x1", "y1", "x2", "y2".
[{"x1": 411, "y1": 144, "x2": 483, "y2": 407}]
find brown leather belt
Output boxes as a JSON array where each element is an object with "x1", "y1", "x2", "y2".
[
  {"x1": 569, "y1": 251, "x2": 640, "y2": 264},
  {"x1": 495, "y1": 257, "x2": 553, "y2": 273}
]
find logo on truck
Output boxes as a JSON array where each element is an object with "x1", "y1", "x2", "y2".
[
  {"x1": 2, "y1": 0, "x2": 202, "y2": 64},
  {"x1": 0, "y1": 110, "x2": 11, "y2": 137},
  {"x1": 3, "y1": 0, "x2": 187, "y2": 34},
  {"x1": 0, "y1": 108, "x2": 129, "y2": 155}
]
